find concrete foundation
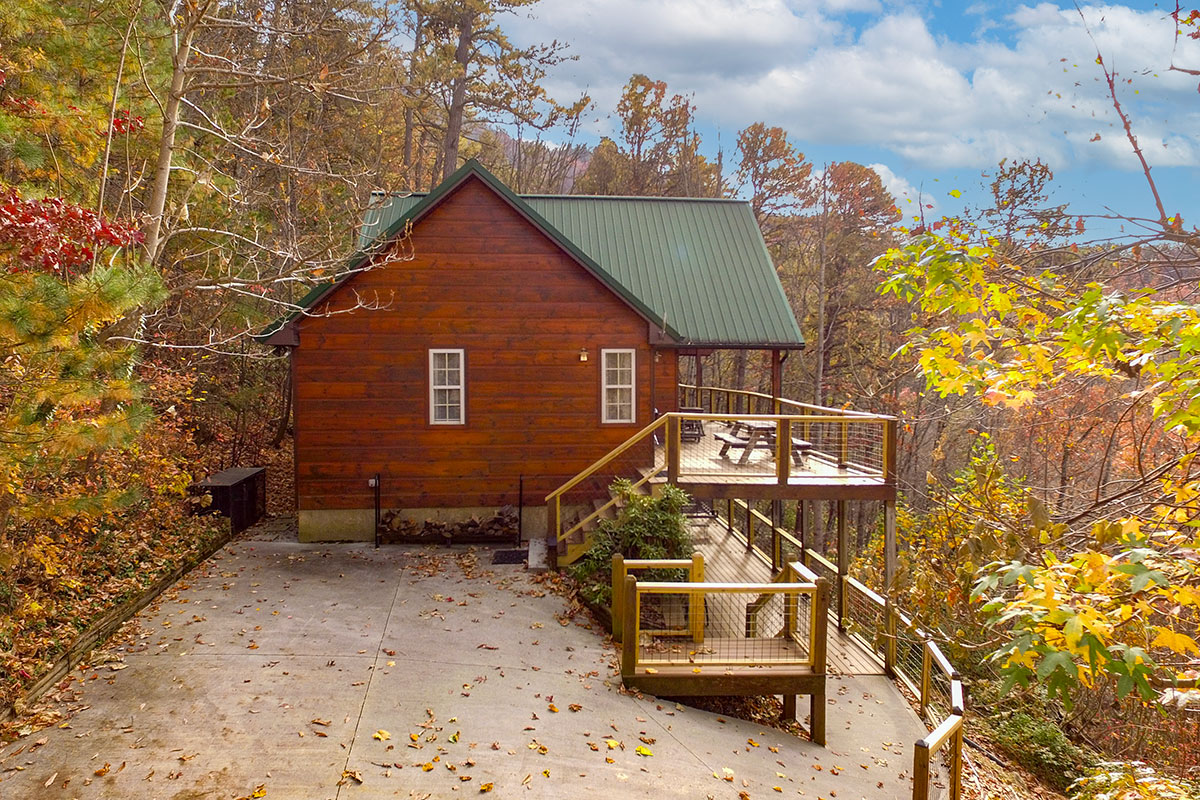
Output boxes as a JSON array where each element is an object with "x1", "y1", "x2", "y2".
[
  {"x1": 299, "y1": 504, "x2": 548, "y2": 543},
  {"x1": 297, "y1": 508, "x2": 375, "y2": 542}
]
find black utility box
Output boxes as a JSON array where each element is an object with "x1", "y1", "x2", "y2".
[{"x1": 194, "y1": 467, "x2": 267, "y2": 533}]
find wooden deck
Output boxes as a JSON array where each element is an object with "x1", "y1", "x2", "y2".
[
  {"x1": 689, "y1": 517, "x2": 886, "y2": 676},
  {"x1": 652, "y1": 437, "x2": 895, "y2": 501}
]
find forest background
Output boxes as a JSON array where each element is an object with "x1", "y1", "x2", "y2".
[{"x1": 1, "y1": 1, "x2": 1198, "y2": 796}]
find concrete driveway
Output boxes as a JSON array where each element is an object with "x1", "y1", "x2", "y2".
[{"x1": 0, "y1": 530, "x2": 929, "y2": 799}]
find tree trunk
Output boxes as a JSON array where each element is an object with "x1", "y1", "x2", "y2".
[
  {"x1": 441, "y1": 11, "x2": 475, "y2": 181},
  {"x1": 813, "y1": 172, "x2": 828, "y2": 407},
  {"x1": 143, "y1": 10, "x2": 202, "y2": 267}
]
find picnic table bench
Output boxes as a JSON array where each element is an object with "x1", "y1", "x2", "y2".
[{"x1": 715, "y1": 426, "x2": 813, "y2": 467}]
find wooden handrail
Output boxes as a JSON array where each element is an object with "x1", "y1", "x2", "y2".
[
  {"x1": 611, "y1": 553, "x2": 702, "y2": 644},
  {"x1": 545, "y1": 415, "x2": 668, "y2": 502},
  {"x1": 680, "y1": 383, "x2": 891, "y2": 419}
]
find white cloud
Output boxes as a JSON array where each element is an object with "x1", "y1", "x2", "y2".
[
  {"x1": 868, "y1": 163, "x2": 932, "y2": 217},
  {"x1": 509, "y1": 1, "x2": 1200, "y2": 172}
]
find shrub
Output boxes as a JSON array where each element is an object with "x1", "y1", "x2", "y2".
[
  {"x1": 993, "y1": 711, "x2": 1092, "y2": 791},
  {"x1": 570, "y1": 480, "x2": 692, "y2": 608}
]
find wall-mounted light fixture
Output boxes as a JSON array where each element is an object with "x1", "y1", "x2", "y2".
[{"x1": 579, "y1": 347, "x2": 589, "y2": 362}]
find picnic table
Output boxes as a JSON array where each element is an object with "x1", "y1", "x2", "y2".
[{"x1": 714, "y1": 421, "x2": 813, "y2": 467}]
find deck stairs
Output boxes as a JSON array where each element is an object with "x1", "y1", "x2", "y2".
[{"x1": 559, "y1": 483, "x2": 642, "y2": 565}]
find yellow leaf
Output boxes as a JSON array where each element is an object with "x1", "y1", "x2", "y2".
[
  {"x1": 606, "y1": 739, "x2": 620, "y2": 749},
  {"x1": 479, "y1": 782, "x2": 494, "y2": 793},
  {"x1": 422, "y1": 763, "x2": 434, "y2": 772},
  {"x1": 635, "y1": 746, "x2": 653, "y2": 757},
  {"x1": 548, "y1": 704, "x2": 558, "y2": 713},
  {"x1": 373, "y1": 730, "x2": 390, "y2": 741},
  {"x1": 1153, "y1": 628, "x2": 1200, "y2": 656}
]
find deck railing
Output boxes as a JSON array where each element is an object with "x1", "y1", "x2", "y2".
[
  {"x1": 678, "y1": 384, "x2": 897, "y2": 484},
  {"x1": 715, "y1": 500, "x2": 965, "y2": 800},
  {"x1": 618, "y1": 560, "x2": 830, "y2": 744},
  {"x1": 545, "y1": 408, "x2": 893, "y2": 563},
  {"x1": 611, "y1": 553, "x2": 704, "y2": 644}
]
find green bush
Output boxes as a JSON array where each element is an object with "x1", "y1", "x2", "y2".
[
  {"x1": 993, "y1": 712, "x2": 1092, "y2": 791},
  {"x1": 570, "y1": 480, "x2": 692, "y2": 608}
]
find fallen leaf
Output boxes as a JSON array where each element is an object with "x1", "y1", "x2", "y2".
[
  {"x1": 311, "y1": 718, "x2": 330, "y2": 726},
  {"x1": 44, "y1": 773, "x2": 58, "y2": 787},
  {"x1": 635, "y1": 746, "x2": 653, "y2": 757},
  {"x1": 95, "y1": 763, "x2": 112, "y2": 776},
  {"x1": 479, "y1": 782, "x2": 494, "y2": 793},
  {"x1": 340, "y1": 769, "x2": 363, "y2": 784},
  {"x1": 373, "y1": 730, "x2": 391, "y2": 741},
  {"x1": 421, "y1": 763, "x2": 434, "y2": 772}
]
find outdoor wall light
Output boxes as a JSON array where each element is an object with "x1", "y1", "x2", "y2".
[{"x1": 579, "y1": 348, "x2": 589, "y2": 362}]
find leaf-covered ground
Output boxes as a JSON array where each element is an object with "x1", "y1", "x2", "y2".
[{"x1": 0, "y1": 536, "x2": 931, "y2": 798}]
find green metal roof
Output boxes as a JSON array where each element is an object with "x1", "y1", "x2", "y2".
[{"x1": 264, "y1": 160, "x2": 803, "y2": 347}]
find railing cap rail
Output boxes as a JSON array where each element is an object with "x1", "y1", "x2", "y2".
[
  {"x1": 636, "y1": 581, "x2": 816, "y2": 593},
  {"x1": 917, "y1": 712, "x2": 963, "y2": 752},
  {"x1": 679, "y1": 383, "x2": 897, "y2": 420}
]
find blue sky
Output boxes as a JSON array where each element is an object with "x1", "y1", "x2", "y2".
[{"x1": 507, "y1": 1, "x2": 1199, "y2": 238}]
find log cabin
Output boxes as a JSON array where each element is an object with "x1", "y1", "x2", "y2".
[{"x1": 259, "y1": 160, "x2": 806, "y2": 542}]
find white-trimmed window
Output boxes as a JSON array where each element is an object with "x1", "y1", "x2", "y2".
[
  {"x1": 429, "y1": 349, "x2": 465, "y2": 424},
  {"x1": 601, "y1": 349, "x2": 635, "y2": 423}
]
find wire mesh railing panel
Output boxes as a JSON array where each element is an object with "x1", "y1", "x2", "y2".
[
  {"x1": 894, "y1": 624, "x2": 926, "y2": 698},
  {"x1": 925, "y1": 649, "x2": 956, "y2": 722},
  {"x1": 667, "y1": 413, "x2": 888, "y2": 483},
  {"x1": 633, "y1": 586, "x2": 814, "y2": 667},
  {"x1": 552, "y1": 434, "x2": 661, "y2": 542},
  {"x1": 845, "y1": 579, "x2": 887, "y2": 653}
]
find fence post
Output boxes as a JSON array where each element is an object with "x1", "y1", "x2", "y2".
[
  {"x1": 776, "y1": 418, "x2": 791, "y2": 485},
  {"x1": 667, "y1": 415, "x2": 680, "y2": 484},
  {"x1": 839, "y1": 419, "x2": 849, "y2": 470},
  {"x1": 836, "y1": 500, "x2": 848, "y2": 630},
  {"x1": 912, "y1": 740, "x2": 931, "y2": 800},
  {"x1": 884, "y1": 596, "x2": 897, "y2": 677},
  {"x1": 612, "y1": 553, "x2": 626, "y2": 644},
  {"x1": 951, "y1": 722, "x2": 964, "y2": 800},
  {"x1": 811, "y1": 577, "x2": 829, "y2": 746},
  {"x1": 621, "y1": 575, "x2": 638, "y2": 680},
  {"x1": 690, "y1": 552, "x2": 705, "y2": 643}
]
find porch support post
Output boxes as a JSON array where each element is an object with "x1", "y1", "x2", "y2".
[
  {"x1": 770, "y1": 349, "x2": 783, "y2": 414},
  {"x1": 836, "y1": 499, "x2": 848, "y2": 631}
]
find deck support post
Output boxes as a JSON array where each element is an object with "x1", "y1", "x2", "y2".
[
  {"x1": 690, "y1": 552, "x2": 705, "y2": 643},
  {"x1": 836, "y1": 500, "x2": 848, "y2": 630}
]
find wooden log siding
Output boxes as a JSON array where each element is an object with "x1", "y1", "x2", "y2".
[{"x1": 293, "y1": 176, "x2": 677, "y2": 513}]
